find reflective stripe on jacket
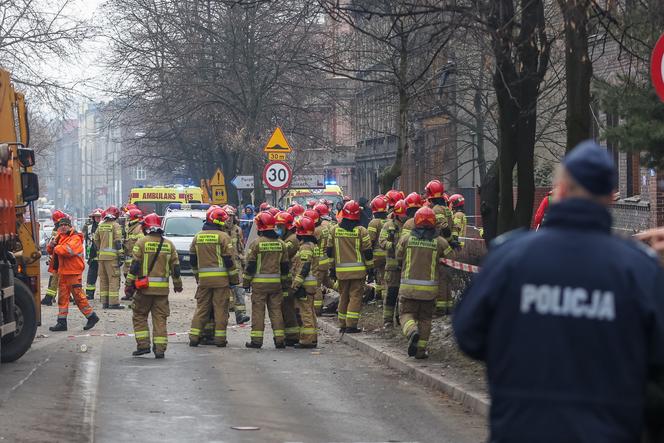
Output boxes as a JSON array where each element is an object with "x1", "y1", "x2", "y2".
[
  {"x1": 329, "y1": 225, "x2": 372, "y2": 280},
  {"x1": 189, "y1": 229, "x2": 237, "y2": 288},
  {"x1": 396, "y1": 233, "x2": 451, "y2": 300}
]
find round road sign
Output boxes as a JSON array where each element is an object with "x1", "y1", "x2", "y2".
[
  {"x1": 262, "y1": 160, "x2": 292, "y2": 190},
  {"x1": 651, "y1": 33, "x2": 664, "y2": 101}
]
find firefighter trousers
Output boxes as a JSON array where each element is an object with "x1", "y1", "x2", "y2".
[
  {"x1": 282, "y1": 295, "x2": 299, "y2": 342},
  {"x1": 57, "y1": 275, "x2": 94, "y2": 320},
  {"x1": 314, "y1": 269, "x2": 328, "y2": 315},
  {"x1": 230, "y1": 285, "x2": 247, "y2": 314},
  {"x1": 374, "y1": 262, "x2": 385, "y2": 303},
  {"x1": 190, "y1": 286, "x2": 231, "y2": 346},
  {"x1": 132, "y1": 293, "x2": 170, "y2": 353},
  {"x1": 98, "y1": 260, "x2": 121, "y2": 305},
  {"x1": 399, "y1": 297, "x2": 434, "y2": 357},
  {"x1": 249, "y1": 289, "x2": 285, "y2": 346},
  {"x1": 46, "y1": 273, "x2": 59, "y2": 299},
  {"x1": 295, "y1": 294, "x2": 317, "y2": 345},
  {"x1": 85, "y1": 259, "x2": 98, "y2": 297},
  {"x1": 435, "y1": 267, "x2": 452, "y2": 314},
  {"x1": 383, "y1": 270, "x2": 401, "y2": 323},
  {"x1": 337, "y1": 278, "x2": 364, "y2": 329}
]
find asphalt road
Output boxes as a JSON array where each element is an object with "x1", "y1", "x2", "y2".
[{"x1": 0, "y1": 262, "x2": 487, "y2": 443}]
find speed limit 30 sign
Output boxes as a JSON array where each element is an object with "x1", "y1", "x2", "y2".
[
  {"x1": 651, "y1": 33, "x2": 664, "y2": 102},
  {"x1": 262, "y1": 160, "x2": 293, "y2": 190}
]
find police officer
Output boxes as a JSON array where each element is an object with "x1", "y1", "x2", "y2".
[
  {"x1": 243, "y1": 212, "x2": 290, "y2": 349},
  {"x1": 327, "y1": 200, "x2": 373, "y2": 333},
  {"x1": 93, "y1": 206, "x2": 124, "y2": 309},
  {"x1": 396, "y1": 206, "x2": 451, "y2": 359},
  {"x1": 188, "y1": 208, "x2": 238, "y2": 347},
  {"x1": 125, "y1": 213, "x2": 183, "y2": 359},
  {"x1": 453, "y1": 141, "x2": 664, "y2": 442}
]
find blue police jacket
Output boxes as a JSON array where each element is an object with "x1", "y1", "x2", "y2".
[{"x1": 453, "y1": 198, "x2": 664, "y2": 443}]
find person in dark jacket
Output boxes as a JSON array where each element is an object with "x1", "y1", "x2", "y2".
[
  {"x1": 454, "y1": 140, "x2": 664, "y2": 443},
  {"x1": 358, "y1": 197, "x2": 372, "y2": 228}
]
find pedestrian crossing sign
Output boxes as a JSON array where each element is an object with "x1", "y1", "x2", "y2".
[{"x1": 263, "y1": 127, "x2": 292, "y2": 153}]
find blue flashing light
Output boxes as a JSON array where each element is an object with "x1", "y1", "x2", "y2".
[
  {"x1": 324, "y1": 180, "x2": 337, "y2": 185},
  {"x1": 167, "y1": 203, "x2": 211, "y2": 211}
]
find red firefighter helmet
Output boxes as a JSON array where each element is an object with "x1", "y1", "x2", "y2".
[
  {"x1": 89, "y1": 208, "x2": 103, "y2": 218},
  {"x1": 424, "y1": 180, "x2": 445, "y2": 199},
  {"x1": 127, "y1": 208, "x2": 143, "y2": 222},
  {"x1": 341, "y1": 200, "x2": 361, "y2": 221},
  {"x1": 313, "y1": 203, "x2": 329, "y2": 217},
  {"x1": 343, "y1": 195, "x2": 351, "y2": 202},
  {"x1": 105, "y1": 205, "x2": 121, "y2": 220},
  {"x1": 404, "y1": 192, "x2": 424, "y2": 209},
  {"x1": 255, "y1": 212, "x2": 276, "y2": 231},
  {"x1": 222, "y1": 205, "x2": 237, "y2": 216},
  {"x1": 414, "y1": 207, "x2": 437, "y2": 228},
  {"x1": 125, "y1": 203, "x2": 138, "y2": 212},
  {"x1": 370, "y1": 195, "x2": 388, "y2": 213},
  {"x1": 259, "y1": 202, "x2": 271, "y2": 212},
  {"x1": 143, "y1": 213, "x2": 162, "y2": 234},
  {"x1": 275, "y1": 211, "x2": 294, "y2": 230},
  {"x1": 393, "y1": 199, "x2": 408, "y2": 218},
  {"x1": 303, "y1": 209, "x2": 320, "y2": 224},
  {"x1": 287, "y1": 203, "x2": 305, "y2": 217},
  {"x1": 306, "y1": 199, "x2": 317, "y2": 209},
  {"x1": 52, "y1": 210, "x2": 67, "y2": 223},
  {"x1": 268, "y1": 207, "x2": 279, "y2": 217},
  {"x1": 207, "y1": 207, "x2": 229, "y2": 226},
  {"x1": 206, "y1": 204, "x2": 220, "y2": 218},
  {"x1": 295, "y1": 216, "x2": 316, "y2": 236},
  {"x1": 449, "y1": 194, "x2": 465, "y2": 210},
  {"x1": 386, "y1": 190, "x2": 405, "y2": 207}
]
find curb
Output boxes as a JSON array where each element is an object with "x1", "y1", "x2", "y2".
[{"x1": 318, "y1": 317, "x2": 490, "y2": 417}]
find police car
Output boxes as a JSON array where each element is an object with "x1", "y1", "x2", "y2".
[{"x1": 162, "y1": 203, "x2": 209, "y2": 273}]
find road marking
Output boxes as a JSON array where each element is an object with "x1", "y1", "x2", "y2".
[{"x1": 9, "y1": 356, "x2": 51, "y2": 394}]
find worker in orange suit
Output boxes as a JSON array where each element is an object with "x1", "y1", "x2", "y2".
[{"x1": 48, "y1": 217, "x2": 100, "y2": 332}]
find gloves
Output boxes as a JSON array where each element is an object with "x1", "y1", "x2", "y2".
[
  {"x1": 124, "y1": 284, "x2": 136, "y2": 298},
  {"x1": 449, "y1": 239, "x2": 462, "y2": 251},
  {"x1": 294, "y1": 287, "x2": 307, "y2": 300},
  {"x1": 329, "y1": 267, "x2": 337, "y2": 282},
  {"x1": 367, "y1": 269, "x2": 376, "y2": 284}
]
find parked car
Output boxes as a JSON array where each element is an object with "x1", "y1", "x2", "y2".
[{"x1": 161, "y1": 204, "x2": 208, "y2": 274}]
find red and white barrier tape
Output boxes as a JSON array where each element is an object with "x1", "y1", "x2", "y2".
[
  {"x1": 441, "y1": 258, "x2": 481, "y2": 273},
  {"x1": 64, "y1": 324, "x2": 248, "y2": 339}
]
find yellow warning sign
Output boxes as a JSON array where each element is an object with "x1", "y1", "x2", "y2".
[
  {"x1": 210, "y1": 168, "x2": 227, "y2": 204},
  {"x1": 263, "y1": 127, "x2": 293, "y2": 153}
]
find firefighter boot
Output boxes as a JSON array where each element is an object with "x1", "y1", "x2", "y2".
[
  {"x1": 345, "y1": 327, "x2": 363, "y2": 334},
  {"x1": 285, "y1": 338, "x2": 299, "y2": 347},
  {"x1": 294, "y1": 342, "x2": 317, "y2": 349},
  {"x1": 86, "y1": 291, "x2": 94, "y2": 301},
  {"x1": 108, "y1": 304, "x2": 125, "y2": 310},
  {"x1": 132, "y1": 347, "x2": 150, "y2": 356},
  {"x1": 407, "y1": 330, "x2": 420, "y2": 357},
  {"x1": 83, "y1": 313, "x2": 100, "y2": 331},
  {"x1": 235, "y1": 311, "x2": 250, "y2": 325},
  {"x1": 153, "y1": 345, "x2": 165, "y2": 359},
  {"x1": 49, "y1": 319, "x2": 67, "y2": 332},
  {"x1": 245, "y1": 341, "x2": 262, "y2": 349},
  {"x1": 415, "y1": 349, "x2": 429, "y2": 360},
  {"x1": 41, "y1": 295, "x2": 54, "y2": 306},
  {"x1": 274, "y1": 338, "x2": 286, "y2": 349}
]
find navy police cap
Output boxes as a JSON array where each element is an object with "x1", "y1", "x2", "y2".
[{"x1": 562, "y1": 140, "x2": 617, "y2": 196}]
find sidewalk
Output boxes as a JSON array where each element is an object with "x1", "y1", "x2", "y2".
[{"x1": 317, "y1": 314, "x2": 490, "y2": 417}]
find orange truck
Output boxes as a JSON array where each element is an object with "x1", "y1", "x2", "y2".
[{"x1": 0, "y1": 68, "x2": 41, "y2": 363}]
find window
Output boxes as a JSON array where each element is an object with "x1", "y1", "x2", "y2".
[{"x1": 135, "y1": 165, "x2": 146, "y2": 181}]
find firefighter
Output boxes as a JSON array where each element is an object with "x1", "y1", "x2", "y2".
[
  {"x1": 400, "y1": 192, "x2": 425, "y2": 239},
  {"x1": 424, "y1": 180, "x2": 457, "y2": 316},
  {"x1": 396, "y1": 207, "x2": 452, "y2": 359},
  {"x1": 93, "y1": 206, "x2": 124, "y2": 309},
  {"x1": 327, "y1": 200, "x2": 373, "y2": 333},
  {"x1": 287, "y1": 203, "x2": 305, "y2": 219},
  {"x1": 83, "y1": 208, "x2": 103, "y2": 300},
  {"x1": 48, "y1": 217, "x2": 100, "y2": 332},
  {"x1": 448, "y1": 194, "x2": 468, "y2": 248},
  {"x1": 367, "y1": 195, "x2": 388, "y2": 304},
  {"x1": 243, "y1": 212, "x2": 290, "y2": 349},
  {"x1": 259, "y1": 202, "x2": 271, "y2": 212},
  {"x1": 378, "y1": 199, "x2": 408, "y2": 327},
  {"x1": 291, "y1": 216, "x2": 319, "y2": 348},
  {"x1": 314, "y1": 204, "x2": 334, "y2": 311},
  {"x1": 275, "y1": 211, "x2": 300, "y2": 346},
  {"x1": 121, "y1": 208, "x2": 144, "y2": 301},
  {"x1": 385, "y1": 189, "x2": 405, "y2": 209},
  {"x1": 125, "y1": 213, "x2": 182, "y2": 359},
  {"x1": 304, "y1": 208, "x2": 327, "y2": 316},
  {"x1": 223, "y1": 205, "x2": 250, "y2": 325},
  {"x1": 41, "y1": 210, "x2": 68, "y2": 306},
  {"x1": 188, "y1": 208, "x2": 239, "y2": 347}
]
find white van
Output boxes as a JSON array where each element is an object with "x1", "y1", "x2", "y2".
[{"x1": 161, "y1": 204, "x2": 208, "y2": 274}]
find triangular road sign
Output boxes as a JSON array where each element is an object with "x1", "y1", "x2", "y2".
[
  {"x1": 210, "y1": 168, "x2": 226, "y2": 186},
  {"x1": 263, "y1": 127, "x2": 293, "y2": 153}
]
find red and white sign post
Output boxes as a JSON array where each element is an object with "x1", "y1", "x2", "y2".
[
  {"x1": 651, "y1": 33, "x2": 664, "y2": 102},
  {"x1": 262, "y1": 160, "x2": 293, "y2": 191}
]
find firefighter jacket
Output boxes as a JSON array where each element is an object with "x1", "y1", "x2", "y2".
[
  {"x1": 189, "y1": 224, "x2": 239, "y2": 288},
  {"x1": 243, "y1": 233, "x2": 289, "y2": 291},
  {"x1": 281, "y1": 230, "x2": 299, "y2": 286},
  {"x1": 84, "y1": 221, "x2": 99, "y2": 262},
  {"x1": 328, "y1": 223, "x2": 373, "y2": 280},
  {"x1": 315, "y1": 222, "x2": 332, "y2": 271},
  {"x1": 124, "y1": 221, "x2": 144, "y2": 263},
  {"x1": 396, "y1": 229, "x2": 451, "y2": 301},
  {"x1": 400, "y1": 217, "x2": 416, "y2": 239},
  {"x1": 126, "y1": 234, "x2": 182, "y2": 296},
  {"x1": 291, "y1": 240, "x2": 319, "y2": 295},
  {"x1": 46, "y1": 232, "x2": 61, "y2": 273},
  {"x1": 454, "y1": 198, "x2": 664, "y2": 443},
  {"x1": 379, "y1": 217, "x2": 403, "y2": 272},
  {"x1": 53, "y1": 230, "x2": 86, "y2": 275},
  {"x1": 452, "y1": 211, "x2": 468, "y2": 246},
  {"x1": 93, "y1": 220, "x2": 123, "y2": 261},
  {"x1": 432, "y1": 204, "x2": 453, "y2": 240},
  {"x1": 367, "y1": 217, "x2": 387, "y2": 265}
]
